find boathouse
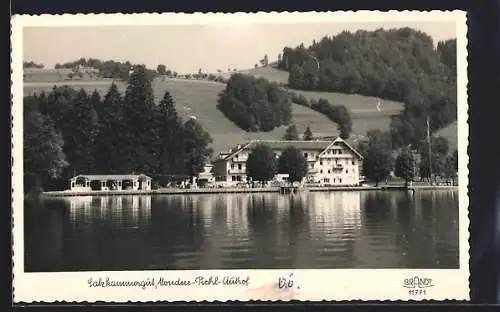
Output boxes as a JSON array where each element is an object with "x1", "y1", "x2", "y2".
[{"x1": 68, "y1": 174, "x2": 152, "y2": 192}]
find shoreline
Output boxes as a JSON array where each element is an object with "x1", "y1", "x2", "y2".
[{"x1": 41, "y1": 185, "x2": 458, "y2": 197}]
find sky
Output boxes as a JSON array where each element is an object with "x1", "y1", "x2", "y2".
[{"x1": 23, "y1": 21, "x2": 456, "y2": 74}]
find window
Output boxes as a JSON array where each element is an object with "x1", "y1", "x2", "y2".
[
  {"x1": 304, "y1": 153, "x2": 308, "y2": 158},
  {"x1": 320, "y1": 170, "x2": 323, "y2": 174},
  {"x1": 231, "y1": 163, "x2": 234, "y2": 169},
  {"x1": 339, "y1": 178, "x2": 342, "y2": 184},
  {"x1": 320, "y1": 161, "x2": 323, "y2": 165},
  {"x1": 352, "y1": 160, "x2": 355, "y2": 166},
  {"x1": 236, "y1": 176, "x2": 242, "y2": 181},
  {"x1": 238, "y1": 164, "x2": 242, "y2": 170},
  {"x1": 328, "y1": 170, "x2": 331, "y2": 174},
  {"x1": 310, "y1": 163, "x2": 314, "y2": 168},
  {"x1": 231, "y1": 176, "x2": 237, "y2": 181},
  {"x1": 346, "y1": 169, "x2": 349, "y2": 174}
]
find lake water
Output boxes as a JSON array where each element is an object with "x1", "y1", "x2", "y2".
[{"x1": 24, "y1": 190, "x2": 460, "y2": 272}]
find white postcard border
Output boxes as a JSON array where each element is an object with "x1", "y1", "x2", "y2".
[{"x1": 11, "y1": 10, "x2": 469, "y2": 302}]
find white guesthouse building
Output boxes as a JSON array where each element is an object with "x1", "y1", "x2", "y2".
[{"x1": 213, "y1": 137, "x2": 364, "y2": 187}]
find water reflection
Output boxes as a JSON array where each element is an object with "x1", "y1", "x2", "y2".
[{"x1": 24, "y1": 190, "x2": 460, "y2": 272}]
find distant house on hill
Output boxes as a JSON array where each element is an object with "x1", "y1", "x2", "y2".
[
  {"x1": 75, "y1": 65, "x2": 99, "y2": 74},
  {"x1": 212, "y1": 137, "x2": 364, "y2": 187}
]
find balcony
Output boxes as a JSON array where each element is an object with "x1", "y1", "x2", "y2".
[{"x1": 228, "y1": 168, "x2": 245, "y2": 174}]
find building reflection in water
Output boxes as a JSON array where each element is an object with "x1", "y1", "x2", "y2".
[
  {"x1": 201, "y1": 195, "x2": 215, "y2": 228},
  {"x1": 99, "y1": 196, "x2": 108, "y2": 219},
  {"x1": 68, "y1": 196, "x2": 93, "y2": 230},
  {"x1": 224, "y1": 194, "x2": 250, "y2": 238},
  {"x1": 120, "y1": 195, "x2": 152, "y2": 229},
  {"x1": 67, "y1": 195, "x2": 152, "y2": 230},
  {"x1": 26, "y1": 190, "x2": 460, "y2": 272},
  {"x1": 308, "y1": 191, "x2": 361, "y2": 240},
  {"x1": 111, "y1": 196, "x2": 123, "y2": 227}
]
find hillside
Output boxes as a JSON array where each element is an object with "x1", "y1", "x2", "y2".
[
  {"x1": 433, "y1": 121, "x2": 458, "y2": 152},
  {"x1": 24, "y1": 63, "x2": 409, "y2": 156},
  {"x1": 24, "y1": 68, "x2": 107, "y2": 82},
  {"x1": 275, "y1": 28, "x2": 457, "y2": 148},
  {"x1": 24, "y1": 78, "x2": 341, "y2": 156},
  {"x1": 222, "y1": 65, "x2": 404, "y2": 134}
]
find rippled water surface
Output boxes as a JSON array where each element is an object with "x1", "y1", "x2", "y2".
[{"x1": 24, "y1": 190, "x2": 460, "y2": 272}]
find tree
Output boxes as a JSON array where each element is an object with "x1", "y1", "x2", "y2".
[
  {"x1": 182, "y1": 118, "x2": 213, "y2": 179},
  {"x1": 157, "y1": 64, "x2": 167, "y2": 75},
  {"x1": 277, "y1": 28, "x2": 457, "y2": 147},
  {"x1": 288, "y1": 64, "x2": 304, "y2": 89},
  {"x1": 24, "y1": 108, "x2": 68, "y2": 190},
  {"x1": 451, "y1": 149, "x2": 458, "y2": 171},
  {"x1": 309, "y1": 98, "x2": 352, "y2": 139},
  {"x1": 303, "y1": 126, "x2": 313, "y2": 140},
  {"x1": 156, "y1": 91, "x2": 185, "y2": 175},
  {"x1": 362, "y1": 130, "x2": 393, "y2": 186},
  {"x1": 283, "y1": 124, "x2": 299, "y2": 140},
  {"x1": 332, "y1": 105, "x2": 353, "y2": 139},
  {"x1": 23, "y1": 61, "x2": 44, "y2": 69},
  {"x1": 419, "y1": 152, "x2": 447, "y2": 183},
  {"x1": 394, "y1": 148, "x2": 417, "y2": 186},
  {"x1": 246, "y1": 143, "x2": 277, "y2": 183},
  {"x1": 63, "y1": 89, "x2": 100, "y2": 174},
  {"x1": 217, "y1": 73, "x2": 292, "y2": 132},
  {"x1": 419, "y1": 136, "x2": 451, "y2": 182},
  {"x1": 89, "y1": 90, "x2": 102, "y2": 116},
  {"x1": 93, "y1": 83, "x2": 125, "y2": 173},
  {"x1": 121, "y1": 65, "x2": 158, "y2": 173},
  {"x1": 442, "y1": 154, "x2": 458, "y2": 184},
  {"x1": 277, "y1": 146, "x2": 308, "y2": 183}
]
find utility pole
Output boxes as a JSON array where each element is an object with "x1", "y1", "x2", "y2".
[{"x1": 427, "y1": 116, "x2": 433, "y2": 185}]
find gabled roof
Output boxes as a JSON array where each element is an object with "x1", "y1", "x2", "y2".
[
  {"x1": 70, "y1": 174, "x2": 151, "y2": 181},
  {"x1": 215, "y1": 139, "x2": 335, "y2": 162},
  {"x1": 340, "y1": 138, "x2": 364, "y2": 160},
  {"x1": 214, "y1": 137, "x2": 364, "y2": 162},
  {"x1": 246, "y1": 140, "x2": 334, "y2": 151}
]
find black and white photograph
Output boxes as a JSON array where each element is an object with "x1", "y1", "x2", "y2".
[{"x1": 12, "y1": 11, "x2": 469, "y2": 302}]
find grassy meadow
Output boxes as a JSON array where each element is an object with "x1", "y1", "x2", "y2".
[{"x1": 23, "y1": 66, "x2": 413, "y2": 155}]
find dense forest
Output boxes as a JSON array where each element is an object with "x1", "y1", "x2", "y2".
[
  {"x1": 54, "y1": 58, "x2": 157, "y2": 81},
  {"x1": 217, "y1": 73, "x2": 292, "y2": 132},
  {"x1": 277, "y1": 28, "x2": 457, "y2": 148},
  {"x1": 24, "y1": 66, "x2": 213, "y2": 192}
]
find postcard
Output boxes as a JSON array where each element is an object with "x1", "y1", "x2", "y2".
[{"x1": 11, "y1": 10, "x2": 469, "y2": 302}]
